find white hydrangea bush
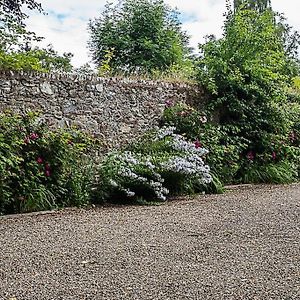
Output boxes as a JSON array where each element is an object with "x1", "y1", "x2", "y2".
[{"x1": 98, "y1": 126, "x2": 212, "y2": 202}]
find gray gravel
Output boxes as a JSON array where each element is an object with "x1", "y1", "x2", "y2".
[{"x1": 0, "y1": 184, "x2": 299, "y2": 300}]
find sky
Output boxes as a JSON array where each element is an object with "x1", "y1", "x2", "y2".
[{"x1": 26, "y1": 0, "x2": 300, "y2": 68}]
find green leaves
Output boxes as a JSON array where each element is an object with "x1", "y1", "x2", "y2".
[
  {"x1": 195, "y1": 5, "x2": 299, "y2": 184},
  {"x1": 88, "y1": 0, "x2": 191, "y2": 73},
  {"x1": 0, "y1": 112, "x2": 96, "y2": 215},
  {"x1": 0, "y1": 46, "x2": 74, "y2": 72}
]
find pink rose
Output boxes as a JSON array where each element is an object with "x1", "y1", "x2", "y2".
[
  {"x1": 36, "y1": 157, "x2": 43, "y2": 164},
  {"x1": 194, "y1": 140, "x2": 202, "y2": 149}
]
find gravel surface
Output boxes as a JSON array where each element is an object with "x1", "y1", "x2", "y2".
[{"x1": 0, "y1": 184, "x2": 299, "y2": 300}]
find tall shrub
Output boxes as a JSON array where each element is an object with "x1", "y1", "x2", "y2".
[{"x1": 197, "y1": 7, "x2": 299, "y2": 182}]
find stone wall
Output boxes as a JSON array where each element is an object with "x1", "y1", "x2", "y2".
[{"x1": 0, "y1": 71, "x2": 205, "y2": 149}]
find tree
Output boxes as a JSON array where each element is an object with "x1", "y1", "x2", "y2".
[
  {"x1": 197, "y1": 5, "x2": 300, "y2": 183},
  {"x1": 198, "y1": 7, "x2": 296, "y2": 157},
  {"x1": 0, "y1": 1, "x2": 74, "y2": 72},
  {"x1": 0, "y1": 0, "x2": 42, "y2": 24},
  {"x1": 30, "y1": 46, "x2": 74, "y2": 72},
  {"x1": 88, "y1": 0, "x2": 191, "y2": 73},
  {"x1": 0, "y1": 0, "x2": 43, "y2": 51},
  {"x1": 234, "y1": 0, "x2": 271, "y2": 12}
]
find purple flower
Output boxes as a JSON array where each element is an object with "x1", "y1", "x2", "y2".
[{"x1": 272, "y1": 151, "x2": 276, "y2": 160}]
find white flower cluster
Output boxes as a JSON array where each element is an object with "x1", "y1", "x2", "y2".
[
  {"x1": 154, "y1": 126, "x2": 177, "y2": 141},
  {"x1": 161, "y1": 154, "x2": 212, "y2": 184},
  {"x1": 104, "y1": 126, "x2": 212, "y2": 201},
  {"x1": 108, "y1": 151, "x2": 169, "y2": 201},
  {"x1": 171, "y1": 134, "x2": 208, "y2": 156},
  {"x1": 156, "y1": 126, "x2": 212, "y2": 184},
  {"x1": 154, "y1": 126, "x2": 208, "y2": 156}
]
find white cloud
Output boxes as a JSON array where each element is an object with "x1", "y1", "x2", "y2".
[{"x1": 25, "y1": 0, "x2": 300, "y2": 67}]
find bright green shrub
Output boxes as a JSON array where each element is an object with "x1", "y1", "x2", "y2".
[
  {"x1": 0, "y1": 50, "x2": 45, "y2": 71},
  {"x1": 0, "y1": 47, "x2": 73, "y2": 72},
  {"x1": 0, "y1": 112, "x2": 95, "y2": 214}
]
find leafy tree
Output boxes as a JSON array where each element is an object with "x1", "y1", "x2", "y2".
[
  {"x1": 0, "y1": 0, "x2": 42, "y2": 24},
  {"x1": 1, "y1": 2, "x2": 74, "y2": 72},
  {"x1": 232, "y1": 0, "x2": 299, "y2": 67},
  {"x1": 0, "y1": 0, "x2": 43, "y2": 51},
  {"x1": 197, "y1": 6, "x2": 298, "y2": 166},
  {"x1": 30, "y1": 46, "x2": 74, "y2": 72},
  {"x1": 75, "y1": 63, "x2": 95, "y2": 75},
  {"x1": 88, "y1": 0, "x2": 191, "y2": 73}
]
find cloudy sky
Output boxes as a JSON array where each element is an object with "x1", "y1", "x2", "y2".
[{"x1": 26, "y1": 0, "x2": 300, "y2": 67}]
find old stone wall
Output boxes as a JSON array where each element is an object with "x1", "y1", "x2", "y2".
[{"x1": 0, "y1": 71, "x2": 205, "y2": 149}]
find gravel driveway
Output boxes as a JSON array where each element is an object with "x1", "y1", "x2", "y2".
[{"x1": 0, "y1": 184, "x2": 299, "y2": 300}]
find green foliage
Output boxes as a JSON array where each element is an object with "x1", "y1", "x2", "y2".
[
  {"x1": 162, "y1": 100, "x2": 299, "y2": 186},
  {"x1": 98, "y1": 48, "x2": 114, "y2": 76},
  {"x1": 0, "y1": 0, "x2": 43, "y2": 51},
  {"x1": 88, "y1": 0, "x2": 191, "y2": 73},
  {"x1": 0, "y1": 50, "x2": 44, "y2": 71},
  {"x1": 0, "y1": 112, "x2": 95, "y2": 214},
  {"x1": 1, "y1": 0, "x2": 73, "y2": 72},
  {"x1": 29, "y1": 46, "x2": 74, "y2": 72},
  {"x1": 242, "y1": 160, "x2": 298, "y2": 184},
  {"x1": 0, "y1": 0, "x2": 42, "y2": 25},
  {"x1": 0, "y1": 46, "x2": 74, "y2": 72},
  {"x1": 162, "y1": 102, "x2": 247, "y2": 185},
  {"x1": 75, "y1": 63, "x2": 95, "y2": 75},
  {"x1": 234, "y1": 0, "x2": 271, "y2": 13},
  {"x1": 195, "y1": 6, "x2": 299, "y2": 184}
]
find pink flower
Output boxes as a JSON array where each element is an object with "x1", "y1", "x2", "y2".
[
  {"x1": 165, "y1": 100, "x2": 174, "y2": 107},
  {"x1": 178, "y1": 111, "x2": 188, "y2": 117},
  {"x1": 29, "y1": 133, "x2": 39, "y2": 140},
  {"x1": 45, "y1": 170, "x2": 51, "y2": 177},
  {"x1": 194, "y1": 140, "x2": 202, "y2": 149},
  {"x1": 246, "y1": 151, "x2": 255, "y2": 161},
  {"x1": 272, "y1": 151, "x2": 276, "y2": 160},
  {"x1": 45, "y1": 163, "x2": 51, "y2": 170},
  {"x1": 36, "y1": 157, "x2": 43, "y2": 164}
]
